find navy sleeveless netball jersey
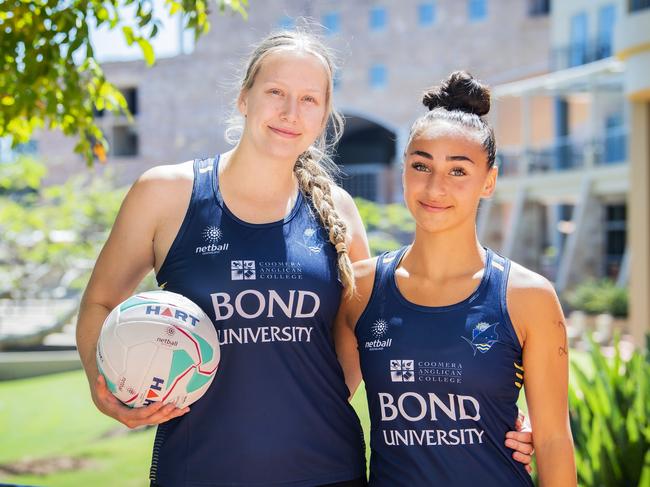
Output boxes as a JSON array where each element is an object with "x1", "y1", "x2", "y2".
[
  {"x1": 151, "y1": 157, "x2": 365, "y2": 487},
  {"x1": 356, "y1": 247, "x2": 533, "y2": 487}
]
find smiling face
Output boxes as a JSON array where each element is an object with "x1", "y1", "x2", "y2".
[
  {"x1": 403, "y1": 120, "x2": 497, "y2": 234},
  {"x1": 237, "y1": 49, "x2": 330, "y2": 162}
]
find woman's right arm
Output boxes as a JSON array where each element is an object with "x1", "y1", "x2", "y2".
[
  {"x1": 76, "y1": 166, "x2": 191, "y2": 428},
  {"x1": 333, "y1": 258, "x2": 377, "y2": 399}
]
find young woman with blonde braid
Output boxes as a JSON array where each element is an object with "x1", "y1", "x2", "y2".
[{"x1": 76, "y1": 32, "x2": 534, "y2": 487}]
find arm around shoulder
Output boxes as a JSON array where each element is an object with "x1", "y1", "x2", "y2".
[{"x1": 506, "y1": 264, "x2": 577, "y2": 486}]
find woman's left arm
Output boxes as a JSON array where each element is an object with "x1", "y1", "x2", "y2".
[{"x1": 508, "y1": 267, "x2": 577, "y2": 486}]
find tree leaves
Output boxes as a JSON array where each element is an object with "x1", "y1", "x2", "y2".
[
  {"x1": 0, "y1": 158, "x2": 127, "y2": 298},
  {"x1": 0, "y1": 0, "x2": 248, "y2": 165}
]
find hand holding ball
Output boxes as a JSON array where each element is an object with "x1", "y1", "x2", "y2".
[{"x1": 96, "y1": 290, "x2": 220, "y2": 408}]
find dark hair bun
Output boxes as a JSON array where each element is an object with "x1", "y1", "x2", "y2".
[{"x1": 422, "y1": 71, "x2": 491, "y2": 116}]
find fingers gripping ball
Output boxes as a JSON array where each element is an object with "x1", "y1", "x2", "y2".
[{"x1": 96, "y1": 291, "x2": 220, "y2": 408}]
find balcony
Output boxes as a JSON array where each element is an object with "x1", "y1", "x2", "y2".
[
  {"x1": 497, "y1": 128, "x2": 628, "y2": 177},
  {"x1": 552, "y1": 39, "x2": 614, "y2": 71}
]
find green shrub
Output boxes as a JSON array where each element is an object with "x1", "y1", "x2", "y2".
[
  {"x1": 567, "y1": 279, "x2": 629, "y2": 318},
  {"x1": 569, "y1": 334, "x2": 650, "y2": 486},
  {"x1": 354, "y1": 198, "x2": 414, "y2": 255}
]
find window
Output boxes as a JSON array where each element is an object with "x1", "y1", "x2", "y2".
[
  {"x1": 369, "y1": 7, "x2": 387, "y2": 31},
  {"x1": 468, "y1": 0, "x2": 487, "y2": 21},
  {"x1": 597, "y1": 4, "x2": 616, "y2": 59},
  {"x1": 418, "y1": 3, "x2": 436, "y2": 26},
  {"x1": 369, "y1": 64, "x2": 387, "y2": 89},
  {"x1": 322, "y1": 12, "x2": 340, "y2": 35},
  {"x1": 528, "y1": 0, "x2": 550, "y2": 16},
  {"x1": 603, "y1": 113, "x2": 627, "y2": 163},
  {"x1": 604, "y1": 204, "x2": 626, "y2": 278},
  {"x1": 278, "y1": 15, "x2": 295, "y2": 30},
  {"x1": 630, "y1": 0, "x2": 650, "y2": 12},
  {"x1": 121, "y1": 87, "x2": 138, "y2": 116},
  {"x1": 569, "y1": 12, "x2": 588, "y2": 67},
  {"x1": 112, "y1": 125, "x2": 138, "y2": 157}
]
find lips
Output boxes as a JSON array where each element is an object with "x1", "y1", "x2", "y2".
[
  {"x1": 268, "y1": 126, "x2": 301, "y2": 138},
  {"x1": 418, "y1": 200, "x2": 452, "y2": 212}
]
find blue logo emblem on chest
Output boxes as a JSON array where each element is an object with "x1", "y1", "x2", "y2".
[{"x1": 462, "y1": 322, "x2": 499, "y2": 355}]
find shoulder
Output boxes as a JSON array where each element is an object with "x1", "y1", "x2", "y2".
[
  {"x1": 115, "y1": 161, "x2": 195, "y2": 228},
  {"x1": 507, "y1": 261, "x2": 558, "y2": 306},
  {"x1": 330, "y1": 185, "x2": 371, "y2": 262},
  {"x1": 137, "y1": 160, "x2": 194, "y2": 186},
  {"x1": 330, "y1": 185, "x2": 358, "y2": 219},
  {"x1": 352, "y1": 256, "x2": 379, "y2": 291},
  {"x1": 126, "y1": 161, "x2": 194, "y2": 203},
  {"x1": 339, "y1": 256, "x2": 379, "y2": 328},
  {"x1": 506, "y1": 260, "x2": 563, "y2": 342}
]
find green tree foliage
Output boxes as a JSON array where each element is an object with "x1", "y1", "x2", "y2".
[
  {"x1": 354, "y1": 198, "x2": 415, "y2": 255},
  {"x1": 0, "y1": 0, "x2": 248, "y2": 165},
  {"x1": 569, "y1": 334, "x2": 650, "y2": 486},
  {"x1": 0, "y1": 158, "x2": 126, "y2": 298}
]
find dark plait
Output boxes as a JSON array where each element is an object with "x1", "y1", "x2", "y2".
[{"x1": 422, "y1": 71, "x2": 491, "y2": 117}]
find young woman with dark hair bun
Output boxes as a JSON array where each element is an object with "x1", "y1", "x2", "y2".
[{"x1": 335, "y1": 71, "x2": 576, "y2": 487}]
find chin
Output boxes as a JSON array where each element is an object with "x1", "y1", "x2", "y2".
[{"x1": 265, "y1": 142, "x2": 306, "y2": 162}]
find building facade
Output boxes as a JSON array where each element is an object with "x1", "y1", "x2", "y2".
[
  {"x1": 35, "y1": 0, "x2": 551, "y2": 196},
  {"x1": 484, "y1": 0, "x2": 650, "y2": 343}
]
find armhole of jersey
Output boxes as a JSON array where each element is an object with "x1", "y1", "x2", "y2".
[
  {"x1": 498, "y1": 257, "x2": 524, "y2": 354},
  {"x1": 155, "y1": 160, "x2": 201, "y2": 285},
  {"x1": 353, "y1": 253, "x2": 387, "y2": 336}
]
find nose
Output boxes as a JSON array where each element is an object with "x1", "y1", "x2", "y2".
[
  {"x1": 425, "y1": 171, "x2": 447, "y2": 197},
  {"x1": 280, "y1": 96, "x2": 298, "y2": 123}
]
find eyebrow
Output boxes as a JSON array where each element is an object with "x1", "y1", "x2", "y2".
[
  {"x1": 446, "y1": 155, "x2": 475, "y2": 164},
  {"x1": 262, "y1": 80, "x2": 324, "y2": 93},
  {"x1": 409, "y1": 150, "x2": 433, "y2": 159},
  {"x1": 409, "y1": 151, "x2": 476, "y2": 165}
]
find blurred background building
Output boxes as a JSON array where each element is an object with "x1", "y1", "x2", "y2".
[{"x1": 9, "y1": 0, "x2": 650, "y2": 344}]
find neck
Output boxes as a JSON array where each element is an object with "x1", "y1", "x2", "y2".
[
  {"x1": 405, "y1": 223, "x2": 486, "y2": 281},
  {"x1": 221, "y1": 141, "x2": 298, "y2": 199}
]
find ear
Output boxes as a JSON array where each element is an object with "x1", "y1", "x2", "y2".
[
  {"x1": 480, "y1": 165, "x2": 498, "y2": 198},
  {"x1": 237, "y1": 90, "x2": 248, "y2": 117}
]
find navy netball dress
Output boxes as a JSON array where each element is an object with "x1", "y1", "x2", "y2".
[
  {"x1": 151, "y1": 156, "x2": 365, "y2": 487},
  {"x1": 356, "y1": 247, "x2": 533, "y2": 486}
]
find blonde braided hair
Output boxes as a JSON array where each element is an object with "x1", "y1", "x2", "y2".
[
  {"x1": 225, "y1": 29, "x2": 355, "y2": 296},
  {"x1": 294, "y1": 152, "x2": 354, "y2": 297}
]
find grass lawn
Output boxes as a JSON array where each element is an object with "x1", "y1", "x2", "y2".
[
  {"x1": 0, "y1": 370, "x2": 156, "y2": 487},
  {"x1": 0, "y1": 370, "x2": 372, "y2": 487},
  {"x1": 0, "y1": 351, "x2": 590, "y2": 486}
]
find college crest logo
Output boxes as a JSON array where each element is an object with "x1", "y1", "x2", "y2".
[
  {"x1": 390, "y1": 360, "x2": 415, "y2": 382},
  {"x1": 302, "y1": 228, "x2": 323, "y2": 253},
  {"x1": 231, "y1": 260, "x2": 256, "y2": 280},
  {"x1": 462, "y1": 322, "x2": 499, "y2": 355}
]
